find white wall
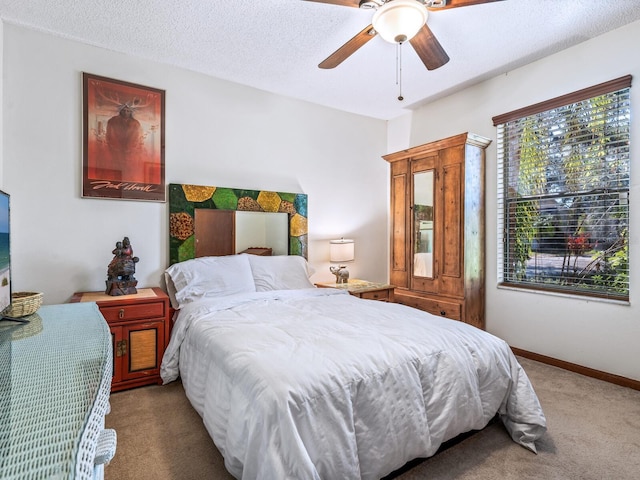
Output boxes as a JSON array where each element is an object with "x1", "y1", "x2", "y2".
[
  {"x1": 2, "y1": 24, "x2": 388, "y2": 305},
  {"x1": 396, "y1": 20, "x2": 640, "y2": 381}
]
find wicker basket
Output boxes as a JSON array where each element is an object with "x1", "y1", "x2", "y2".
[{"x1": 5, "y1": 292, "x2": 43, "y2": 318}]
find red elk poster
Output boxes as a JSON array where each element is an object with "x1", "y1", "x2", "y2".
[{"x1": 83, "y1": 73, "x2": 165, "y2": 201}]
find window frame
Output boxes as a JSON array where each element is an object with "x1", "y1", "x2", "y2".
[{"x1": 493, "y1": 75, "x2": 632, "y2": 301}]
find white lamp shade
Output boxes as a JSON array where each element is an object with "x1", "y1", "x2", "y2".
[
  {"x1": 330, "y1": 238, "x2": 355, "y2": 263},
  {"x1": 372, "y1": 0, "x2": 428, "y2": 44}
]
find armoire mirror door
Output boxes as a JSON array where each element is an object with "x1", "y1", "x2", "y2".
[
  {"x1": 413, "y1": 171, "x2": 434, "y2": 278},
  {"x1": 411, "y1": 155, "x2": 439, "y2": 294}
]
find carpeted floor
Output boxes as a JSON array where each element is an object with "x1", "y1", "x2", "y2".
[{"x1": 105, "y1": 357, "x2": 640, "y2": 479}]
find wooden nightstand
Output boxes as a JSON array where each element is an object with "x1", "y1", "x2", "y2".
[
  {"x1": 315, "y1": 279, "x2": 395, "y2": 302},
  {"x1": 70, "y1": 287, "x2": 170, "y2": 392}
]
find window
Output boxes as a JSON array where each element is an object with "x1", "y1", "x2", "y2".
[{"x1": 493, "y1": 76, "x2": 631, "y2": 301}]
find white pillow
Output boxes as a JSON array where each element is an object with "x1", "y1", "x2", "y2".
[
  {"x1": 246, "y1": 254, "x2": 315, "y2": 291},
  {"x1": 165, "y1": 255, "x2": 256, "y2": 308}
]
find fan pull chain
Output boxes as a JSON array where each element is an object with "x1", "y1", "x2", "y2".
[{"x1": 396, "y1": 42, "x2": 404, "y2": 101}]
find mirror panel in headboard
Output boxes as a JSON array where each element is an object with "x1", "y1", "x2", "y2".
[
  {"x1": 169, "y1": 183, "x2": 308, "y2": 264},
  {"x1": 236, "y1": 211, "x2": 288, "y2": 255}
]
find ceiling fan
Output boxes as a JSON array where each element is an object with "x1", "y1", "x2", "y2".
[{"x1": 305, "y1": 0, "x2": 503, "y2": 71}]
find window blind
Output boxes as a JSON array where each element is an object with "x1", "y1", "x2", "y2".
[{"x1": 494, "y1": 77, "x2": 631, "y2": 300}]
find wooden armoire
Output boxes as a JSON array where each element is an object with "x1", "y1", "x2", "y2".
[{"x1": 383, "y1": 132, "x2": 491, "y2": 330}]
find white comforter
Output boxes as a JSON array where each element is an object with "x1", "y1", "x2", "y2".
[{"x1": 161, "y1": 288, "x2": 546, "y2": 480}]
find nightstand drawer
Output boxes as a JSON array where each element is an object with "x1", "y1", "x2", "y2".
[
  {"x1": 359, "y1": 290, "x2": 390, "y2": 301},
  {"x1": 100, "y1": 301, "x2": 165, "y2": 322}
]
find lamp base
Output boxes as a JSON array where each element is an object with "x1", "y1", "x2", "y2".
[{"x1": 330, "y1": 265, "x2": 350, "y2": 284}]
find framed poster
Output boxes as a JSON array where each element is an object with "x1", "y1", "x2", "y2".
[{"x1": 82, "y1": 73, "x2": 165, "y2": 201}]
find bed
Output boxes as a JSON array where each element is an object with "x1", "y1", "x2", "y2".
[{"x1": 160, "y1": 254, "x2": 546, "y2": 480}]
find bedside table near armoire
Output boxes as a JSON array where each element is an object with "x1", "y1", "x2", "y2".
[
  {"x1": 315, "y1": 279, "x2": 395, "y2": 303},
  {"x1": 70, "y1": 287, "x2": 170, "y2": 392}
]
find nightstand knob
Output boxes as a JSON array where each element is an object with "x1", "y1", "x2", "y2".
[
  {"x1": 118, "y1": 308, "x2": 125, "y2": 319},
  {"x1": 440, "y1": 310, "x2": 446, "y2": 316}
]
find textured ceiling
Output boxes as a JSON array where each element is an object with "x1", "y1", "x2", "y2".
[{"x1": 1, "y1": 0, "x2": 640, "y2": 120}]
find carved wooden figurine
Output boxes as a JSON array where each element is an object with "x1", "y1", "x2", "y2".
[{"x1": 106, "y1": 236, "x2": 139, "y2": 296}]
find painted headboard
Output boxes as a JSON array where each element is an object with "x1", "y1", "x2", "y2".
[{"x1": 168, "y1": 183, "x2": 308, "y2": 265}]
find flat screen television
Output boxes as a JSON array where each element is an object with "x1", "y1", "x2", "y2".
[
  {"x1": 0, "y1": 190, "x2": 10, "y2": 314},
  {"x1": 0, "y1": 190, "x2": 24, "y2": 323}
]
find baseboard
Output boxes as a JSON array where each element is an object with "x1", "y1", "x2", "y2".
[{"x1": 511, "y1": 347, "x2": 640, "y2": 391}]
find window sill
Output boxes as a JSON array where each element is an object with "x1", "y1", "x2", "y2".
[{"x1": 496, "y1": 283, "x2": 630, "y2": 306}]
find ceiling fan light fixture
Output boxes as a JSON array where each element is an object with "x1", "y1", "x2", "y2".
[{"x1": 372, "y1": 0, "x2": 428, "y2": 44}]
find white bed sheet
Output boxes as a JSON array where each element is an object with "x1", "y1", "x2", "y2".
[
  {"x1": 161, "y1": 288, "x2": 546, "y2": 480},
  {"x1": 413, "y1": 252, "x2": 433, "y2": 277}
]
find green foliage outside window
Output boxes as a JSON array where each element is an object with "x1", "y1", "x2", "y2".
[{"x1": 499, "y1": 85, "x2": 630, "y2": 300}]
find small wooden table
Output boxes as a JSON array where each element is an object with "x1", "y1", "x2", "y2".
[
  {"x1": 70, "y1": 287, "x2": 170, "y2": 392},
  {"x1": 315, "y1": 279, "x2": 395, "y2": 303}
]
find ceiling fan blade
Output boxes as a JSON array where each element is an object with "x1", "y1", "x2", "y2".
[
  {"x1": 304, "y1": 0, "x2": 362, "y2": 8},
  {"x1": 319, "y1": 25, "x2": 377, "y2": 69},
  {"x1": 427, "y1": 0, "x2": 504, "y2": 11},
  {"x1": 409, "y1": 24, "x2": 450, "y2": 70}
]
